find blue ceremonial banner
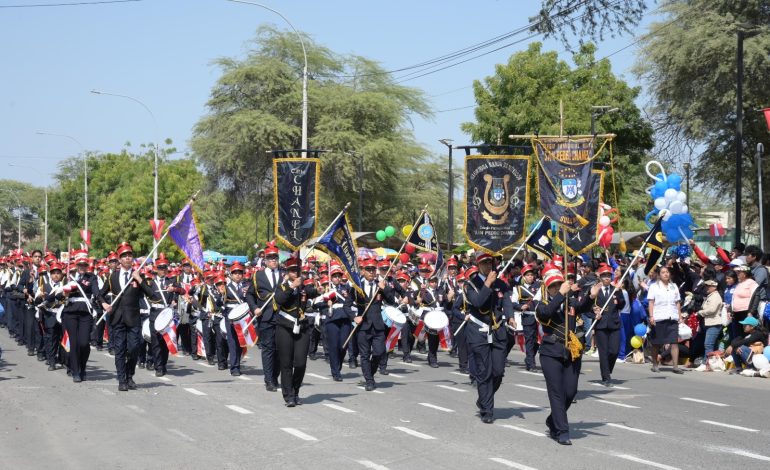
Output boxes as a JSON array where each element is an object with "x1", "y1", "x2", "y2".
[
  {"x1": 168, "y1": 203, "x2": 205, "y2": 271},
  {"x1": 407, "y1": 211, "x2": 444, "y2": 273},
  {"x1": 315, "y1": 210, "x2": 364, "y2": 295}
]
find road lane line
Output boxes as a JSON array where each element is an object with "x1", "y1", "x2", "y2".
[
  {"x1": 589, "y1": 381, "x2": 630, "y2": 390},
  {"x1": 515, "y1": 384, "x2": 547, "y2": 392},
  {"x1": 306, "y1": 372, "x2": 330, "y2": 380},
  {"x1": 398, "y1": 361, "x2": 421, "y2": 368},
  {"x1": 436, "y1": 384, "x2": 467, "y2": 393},
  {"x1": 489, "y1": 457, "x2": 538, "y2": 470},
  {"x1": 237, "y1": 375, "x2": 252, "y2": 381},
  {"x1": 357, "y1": 460, "x2": 390, "y2": 470},
  {"x1": 518, "y1": 371, "x2": 541, "y2": 377},
  {"x1": 323, "y1": 404, "x2": 356, "y2": 413},
  {"x1": 595, "y1": 399, "x2": 639, "y2": 409},
  {"x1": 614, "y1": 454, "x2": 680, "y2": 470},
  {"x1": 731, "y1": 450, "x2": 770, "y2": 462},
  {"x1": 184, "y1": 387, "x2": 207, "y2": 396},
  {"x1": 393, "y1": 426, "x2": 436, "y2": 440},
  {"x1": 125, "y1": 405, "x2": 146, "y2": 414},
  {"x1": 168, "y1": 429, "x2": 195, "y2": 442},
  {"x1": 508, "y1": 400, "x2": 544, "y2": 409},
  {"x1": 419, "y1": 403, "x2": 455, "y2": 413},
  {"x1": 200, "y1": 363, "x2": 215, "y2": 368},
  {"x1": 450, "y1": 371, "x2": 467, "y2": 377},
  {"x1": 700, "y1": 420, "x2": 758, "y2": 432},
  {"x1": 681, "y1": 397, "x2": 729, "y2": 407},
  {"x1": 157, "y1": 376, "x2": 171, "y2": 382},
  {"x1": 226, "y1": 405, "x2": 253, "y2": 415},
  {"x1": 498, "y1": 424, "x2": 546, "y2": 437},
  {"x1": 356, "y1": 386, "x2": 384, "y2": 394},
  {"x1": 388, "y1": 373, "x2": 405, "y2": 378},
  {"x1": 605, "y1": 423, "x2": 655, "y2": 435},
  {"x1": 280, "y1": 427, "x2": 318, "y2": 441}
]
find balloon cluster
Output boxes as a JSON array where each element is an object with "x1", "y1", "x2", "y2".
[
  {"x1": 644, "y1": 161, "x2": 696, "y2": 244},
  {"x1": 375, "y1": 225, "x2": 397, "y2": 242},
  {"x1": 629, "y1": 322, "x2": 648, "y2": 350},
  {"x1": 597, "y1": 203, "x2": 619, "y2": 249}
]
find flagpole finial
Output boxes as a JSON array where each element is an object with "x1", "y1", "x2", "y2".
[
  {"x1": 343, "y1": 202, "x2": 351, "y2": 210},
  {"x1": 190, "y1": 190, "x2": 202, "y2": 202}
]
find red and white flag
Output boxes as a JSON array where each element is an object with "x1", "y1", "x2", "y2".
[
  {"x1": 149, "y1": 219, "x2": 165, "y2": 241},
  {"x1": 709, "y1": 223, "x2": 726, "y2": 238},
  {"x1": 196, "y1": 331, "x2": 207, "y2": 358},
  {"x1": 79, "y1": 229, "x2": 91, "y2": 246},
  {"x1": 159, "y1": 323, "x2": 179, "y2": 356},
  {"x1": 233, "y1": 316, "x2": 258, "y2": 348},
  {"x1": 61, "y1": 331, "x2": 70, "y2": 353},
  {"x1": 385, "y1": 325, "x2": 402, "y2": 351},
  {"x1": 438, "y1": 325, "x2": 453, "y2": 350}
]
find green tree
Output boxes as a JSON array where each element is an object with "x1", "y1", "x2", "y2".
[
  {"x1": 0, "y1": 180, "x2": 45, "y2": 251},
  {"x1": 191, "y1": 27, "x2": 447, "y2": 246},
  {"x1": 462, "y1": 42, "x2": 655, "y2": 231},
  {"x1": 635, "y1": 0, "x2": 770, "y2": 245}
]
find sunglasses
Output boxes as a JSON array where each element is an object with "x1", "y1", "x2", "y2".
[{"x1": 363, "y1": 267, "x2": 377, "y2": 272}]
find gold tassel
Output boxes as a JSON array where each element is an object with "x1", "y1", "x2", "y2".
[
  {"x1": 569, "y1": 208, "x2": 590, "y2": 228},
  {"x1": 619, "y1": 238, "x2": 627, "y2": 255}
]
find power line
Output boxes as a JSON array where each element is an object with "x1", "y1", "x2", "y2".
[
  {"x1": 0, "y1": 0, "x2": 141, "y2": 8},
  {"x1": 436, "y1": 105, "x2": 475, "y2": 113}
]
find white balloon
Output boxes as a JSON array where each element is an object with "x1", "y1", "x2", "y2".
[
  {"x1": 664, "y1": 188, "x2": 678, "y2": 202},
  {"x1": 677, "y1": 191, "x2": 687, "y2": 203},
  {"x1": 599, "y1": 215, "x2": 611, "y2": 227},
  {"x1": 681, "y1": 204, "x2": 688, "y2": 214},
  {"x1": 662, "y1": 210, "x2": 673, "y2": 221},
  {"x1": 669, "y1": 201, "x2": 683, "y2": 214},
  {"x1": 654, "y1": 198, "x2": 667, "y2": 210}
]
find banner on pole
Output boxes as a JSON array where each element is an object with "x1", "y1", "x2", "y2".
[
  {"x1": 464, "y1": 155, "x2": 530, "y2": 255},
  {"x1": 273, "y1": 158, "x2": 320, "y2": 251},
  {"x1": 554, "y1": 170, "x2": 604, "y2": 256}
]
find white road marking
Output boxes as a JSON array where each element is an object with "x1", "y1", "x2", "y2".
[
  {"x1": 681, "y1": 397, "x2": 729, "y2": 407},
  {"x1": 515, "y1": 384, "x2": 547, "y2": 392},
  {"x1": 393, "y1": 426, "x2": 436, "y2": 440},
  {"x1": 306, "y1": 372, "x2": 330, "y2": 380},
  {"x1": 436, "y1": 384, "x2": 467, "y2": 393},
  {"x1": 498, "y1": 424, "x2": 546, "y2": 437},
  {"x1": 450, "y1": 371, "x2": 467, "y2": 377},
  {"x1": 605, "y1": 423, "x2": 655, "y2": 435},
  {"x1": 125, "y1": 405, "x2": 145, "y2": 414},
  {"x1": 102, "y1": 353, "x2": 112, "y2": 358},
  {"x1": 489, "y1": 457, "x2": 538, "y2": 470},
  {"x1": 731, "y1": 450, "x2": 770, "y2": 462},
  {"x1": 398, "y1": 361, "x2": 421, "y2": 368},
  {"x1": 589, "y1": 381, "x2": 630, "y2": 390},
  {"x1": 168, "y1": 428, "x2": 195, "y2": 442},
  {"x1": 508, "y1": 400, "x2": 544, "y2": 409},
  {"x1": 157, "y1": 376, "x2": 171, "y2": 382},
  {"x1": 200, "y1": 363, "x2": 215, "y2": 368},
  {"x1": 700, "y1": 420, "x2": 759, "y2": 432},
  {"x1": 418, "y1": 403, "x2": 455, "y2": 413},
  {"x1": 280, "y1": 427, "x2": 318, "y2": 441},
  {"x1": 595, "y1": 399, "x2": 639, "y2": 409},
  {"x1": 323, "y1": 403, "x2": 356, "y2": 413},
  {"x1": 225, "y1": 405, "x2": 253, "y2": 415},
  {"x1": 388, "y1": 373, "x2": 405, "y2": 378},
  {"x1": 356, "y1": 386, "x2": 384, "y2": 394},
  {"x1": 183, "y1": 387, "x2": 207, "y2": 396},
  {"x1": 237, "y1": 375, "x2": 252, "y2": 381},
  {"x1": 356, "y1": 460, "x2": 390, "y2": 470},
  {"x1": 518, "y1": 370, "x2": 542, "y2": 377},
  {"x1": 614, "y1": 454, "x2": 680, "y2": 470}
]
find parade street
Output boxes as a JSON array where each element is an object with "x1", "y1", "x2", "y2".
[{"x1": 2, "y1": 339, "x2": 768, "y2": 470}]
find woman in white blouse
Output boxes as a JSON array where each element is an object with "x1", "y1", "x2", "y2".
[{"x1": 646, "y1": 266, "x2": 684, "y2": 374}]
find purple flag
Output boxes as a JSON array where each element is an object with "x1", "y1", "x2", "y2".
[{"x1": 168, "y1": 203, "x2": 205, "y2": 271}]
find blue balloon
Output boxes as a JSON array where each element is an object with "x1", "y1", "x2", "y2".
[
  {"x1": 667, "y1": 173, "x2": 682, "y2": 191},
  {"x1": 764, "y1": 345, "x2": 770, "y2": 361},
  {"x1": 634, "y1": 323, "x2": 648, "y2": 337},
  {"x1": 652, "y1": 180, "x2": 667, "y2": 199},
  {"x1": 675, "y1": 244, "x2": 690, "y2": 259}
]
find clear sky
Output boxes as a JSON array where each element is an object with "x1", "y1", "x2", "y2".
[{"x1": 0, "y1": 0, "x2": 655, "y2": 187}]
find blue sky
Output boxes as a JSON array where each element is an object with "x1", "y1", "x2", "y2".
[{"x1": 0, "y1": 0, "x2": 655, "y2": 186}]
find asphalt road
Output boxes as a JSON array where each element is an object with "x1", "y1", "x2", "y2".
[{"x1": 2, "y1": 334, "x2": 769, "y2": 470}]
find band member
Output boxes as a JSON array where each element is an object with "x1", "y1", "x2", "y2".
[
  {"x1": 464, "y1": 253, "x2": 514, "y2": 423},
  {"x1": 40, "y1": 262, "x2": 65, "y2": 371},
  {"x1": 223, "y1": 262, "x2": 249, "y2": 376},
  {"x1": 145, "y1": 254, "x2": 178, "y2": 377},
  {"x1": 345, "y1": 257, "x2": 395, "y2": 391},
  {"x1": 321, "y1": 265, "x2": 352, "y2": 381},
  {"x1": 416, "y1": 273, "x2": 447, "y2": 368},
  {"x1": 450, "y1": 270, "x2": 471, "y2": 375},
  {"x1": 274, "y1": 256, "x2": 312, "y2": 406},
  {"x1": 211, "y1": 273, "x2": 229, "y2": 369},
  {"x1": 188, "y1": 274, "x2": 217, "y2": 365},
  {"x1": 535, "y1": 265, "x2": 582, "y2": 446},
  {"x1": 400, "y1": 271, "x2": 419, "y2": 363},
  {"x1": 58, "y1": 250, "x2": 99, "y2": 383},
  {"x1": 177, "y1": 258, "x2": 197, "y2": 358},
  {"x1": 20, "y1": 250, "x2": 43, "y2": 357},
  {"x1": 99, "y1": 242, "x2": 154, "y2": 392},
  {"x1": 505, "y1": 263, "x2": 541, "y2": 370},
  {"x1": 580, "y1": 263, "x2": 624, "y2": 386},
  {"x1": 249, "y1": 242, "x2": 281, "y2": 391}
]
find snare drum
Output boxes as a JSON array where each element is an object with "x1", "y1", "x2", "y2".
[
  {"x1": 381, "y1": 305, "x2": 407, "y2": 329},
  {"x1": 423, "y1": 308, "x2": 449, "y2": 331},
  {"x1": 142, "y1": 318, "x2": 151, "y2": 342},
  {"x1": 154, "y1": 307, "x2": 174, "y2": 332},
  {"x1": 227, "y1": 303, "x2": 250, "y2": 322},
  {"x1": 512, "y1": 311, "x2": 523, "y2": 332},
  {"x1": 219, "y1": 318, "x2": 228, "y2": 339}
]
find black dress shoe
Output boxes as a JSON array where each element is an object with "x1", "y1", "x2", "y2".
[
  {"x1": 365, "y1": 382, "x2": 376, "y2": 392},
  {"x1": 66, "y1": 369, "x2": 73, "y2": 376},
  {"x1": 230, "y1": 370, "x2": 241, "y2": 377},
  {"x1": 333, "y1": 376, "x2": 343, "y2": 382},
  {"x1": 155, "y1": 370, "x2": 166, "y2": 377},
  {"x1": 218, "y1": 364, "x2": 227, "y2": 370},
  {"x1": 47, "y1": 365, "x2": 56, "y2": 371},
  {"x1": 37, "y1": 354, "x2": 46, "y2": 362},
  {"x1": 476, "y1": 399, "x2": 482, "y2": 410},
  {"x1": 379, "y1": 369, "x2": 389, "y2": 375},
  {"x1": 108, "y1": 349, "x2": 115, "y2": 356},
  {"x1": 481, "y1": 416, "x2": 494, "y2": 424},
  {"x1": 309, "y1": 352, "x2": 317, "y2": 360},
  {"x1": 96, "y1": 346, "x2": 103, "y2": 351},
  {"x1": 27, "y1": 350, "x2": 36, "y2": 356},
  {"x1": 118, "y1": 382, "x2": 128, "y2": 392},
  {"x1": 405, "y1": 357, "x2": 413, "y2": 363},
  {"x1": 459, "y1": 367, "x2": 469, "y2": 374},
  {"x1": 558, "y1": 439, "x2": 572, "y2": 446},
  {"x1": 80, "y1": 373, "x2": 87, "y2": 381},
  {"x1": 191, "y1": 354, "x2": 200, "y2": 361},
  {"x1": 601, "y1": 379, "x2": 613, "y2": 388},
  {"x1": 294, "y1": 397, "x2": 302, "y2": 406},
  {"x1": 127, "y1": 379, "x2": 137, "y2": 390},
  {"x1": 207, "y1": 358, "x2": 215, "y2": 365},
  {"x1": 429, "y1": 363, "x2": 439, "y2": 368},
  {"x1": 138, "y1": 362, "x2": 145, "y2": 369},
  {"x1": 265, "y1": 383, "x2": 277, "y2": 392},
  {"x1": 470, "y1": 380, "x2": 478, "y2": 388},
  {"x1": 285, "y1": 400, "x2": 296, "y2": 408},
  {"x1": 73, "y1": 376, "x2": 82, "y2": 383}
]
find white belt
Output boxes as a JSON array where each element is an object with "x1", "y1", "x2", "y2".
[
  {"x1": 468, "y1": 315, "x2": 493, "y2": 344},
  {"x1": 521, "y1": 310, "x2": 536, "y2": 315},
  {"x1": 278, "y1": 311, "x2": 301, "y2": 334},
  {"x1": 150, "y1": 303, "x2": 165, "y2": 309},
  {"x1": 331, "y1": 303, "x2": 344, "y2": 309},
  {"x1": 68, "y1": 297, "x2": 89, "y2": 303}
]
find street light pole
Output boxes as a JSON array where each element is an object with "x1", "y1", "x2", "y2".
[
  {"x1": 226, "y1": 0, "x2": 308, "y2": 156},
  {"x1": 36, "y1": 132, "x2": 87, "y2": 231},
  {"x1": 439, "y1": 139, "x2": 454, "y2": 248},
  {"x1": 683, "y1": 162, "x2": 691, "y2": 208},
  {"x1": 90, "y1": 90, "x2": 160, "y2": 221},
  {"x1": 736, "y1": 30, "x2": 746, "y2": 247},
  {"x1": 757, "y1": 143, "x2": 765, "y2": 251},
  {"x1": 590, "y1": 106, "x2": 620, "y2": 135}
]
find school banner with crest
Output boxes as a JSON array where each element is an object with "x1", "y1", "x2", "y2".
[
  {"x1": 464, "y1": 155, "x2": 530, "y2": 255},
  {"x1": 554, "y1": 169, "x2": 604, "y2": 256},
  {"x1": 533, "y1": 137, "x2": 609, "y2": 231},
  {"x1": 273, "y1": 158, "x2": 320, "y2": 251}
]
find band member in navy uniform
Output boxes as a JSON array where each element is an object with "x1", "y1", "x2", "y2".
[
  {"x1": 416, "y1": 271, "x2": 446, "y2": 368},
  {"x1": 58, "y1": 249, "x2": 100, "y2": 383},
  {"x1": 579, "y1": 263, "x2": 624, "y2": 386},
  {"x1": 249, "y1": 242, "x2": 281, "y2": 391},
  {"x1": 464, "y1": 253, "x2": 514, "y2": 423},
  {"x1": 223, "y1": 261, "x2": 251, "y2": 376},
  {"x1": 319, "y1": 265, "x2": 351, "y2": 381},
  {"x1": 99, "y1": 242, "x2": 154, "y2": 392},
  {"x1": 145, "y1": 254, "x2": 178, "y2": 377},
  {"x1": 505, "y1": 263, "x2": 541, "y2": 370},
  {"x1": 40, "y1": 262, "x2": 65, "y2": 370},
  {"x1": 450, "y1": 270, "x2": 471, "y2": 375},
  {"x1": 210, "y1": 273, "x2": 229, "y2": 369},
  {"x1": 344, "y1": 257, "x2": 395, "y2": 391},
  {"x1": 535, "y1": 265, "x2": 582, "y2": 445},
  {"x1": 274, "y1": 256, "x2": 311, "y2": 406}
]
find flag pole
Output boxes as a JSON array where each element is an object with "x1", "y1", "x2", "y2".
[
  {"x1": 499, "y1": 215, "x2": 546, "y2": 274},
  {"x1": 342, "y1": 205, "x2": 428, "y2": 350},
  {"x1": 96, "y1": 190, "x2": 200, "y2": 325},
  {"x1": 243, "y1": 202, "x2": 351, "y2": 330}
]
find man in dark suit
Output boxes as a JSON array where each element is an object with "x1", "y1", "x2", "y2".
[
  {"x1": 99, "y1": 242, "x2": 153, "y2": 392},
  {"x1": 581, "y1": 263, "x2": 625, "y2": 387},
  {"x1": 344, "y1": 257, "x2": 395, "y2": 391},
  {"x1": 248, "y1": 242, "x2": 281, "y2": 391}
]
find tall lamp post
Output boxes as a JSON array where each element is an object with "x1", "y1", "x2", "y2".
[
  {"x1": 590, "y1": 106, "x2": 620, "y2": 135},
  {"x1": 8, "y1": 164, "x2": 48, "y2": 250},
  {"x1": 683, "y1": 162, "x2": 691, "y2": 209},
  {"x1": 36, "y1": 132, "x2": 87, "y2": 233},
  {"x1": 226, "y1": 0, "x2": 308, "y2": 156},
  {"x1": 439, "y1": 139, "x2": 454, "y2": 248},
  {"x1": 757, "y1": 143, "x2": 765, "y2": 251},
  {"x1": 90, "y1": 90, "x2": 160, "y2": 221}
]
